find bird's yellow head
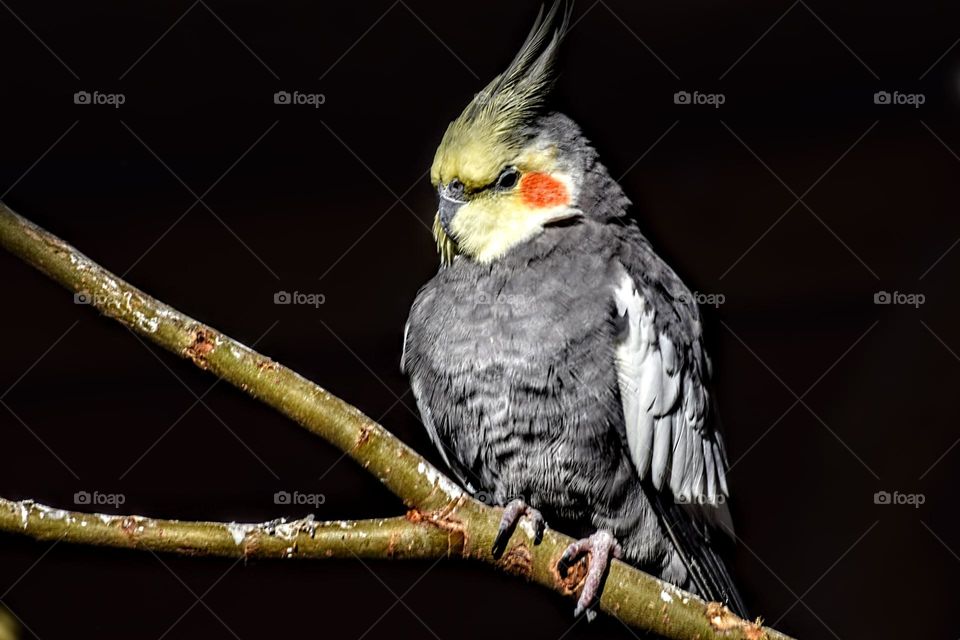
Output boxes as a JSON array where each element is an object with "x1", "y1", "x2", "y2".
[{"x1": 429, "y1": 3, "x2": 576, "y2": 265}]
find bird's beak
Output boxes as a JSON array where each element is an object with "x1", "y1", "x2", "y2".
[{"x1": 437, "y1": 188, "x2": 465, "y2": 237}]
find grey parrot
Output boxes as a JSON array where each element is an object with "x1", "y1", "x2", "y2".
[{"x1": 401, "y1": 3, "x2": 747, "y2": 618}]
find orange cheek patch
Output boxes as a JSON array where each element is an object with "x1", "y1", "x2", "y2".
[{"x1": 520, "y1": 172, "x2": 569, "y2": 208}]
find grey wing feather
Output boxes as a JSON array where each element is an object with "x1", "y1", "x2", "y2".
[
  {"x1": 612, "y1": 268, "x2": 728, "y2": 509},
  {"x1": 654, "y1": 492, "x2": 749, "y2": 617},
  {"x1": 400, "y1": 320, "x2": 410, "y2": 374}
]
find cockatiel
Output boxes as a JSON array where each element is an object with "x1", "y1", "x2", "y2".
[{"x1": 401, "y1": 3, "x2": 747, "y2": 618}]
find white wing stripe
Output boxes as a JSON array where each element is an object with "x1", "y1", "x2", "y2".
[{"x1": 613, "y1": 269, "x2": 730, "y2": 508}]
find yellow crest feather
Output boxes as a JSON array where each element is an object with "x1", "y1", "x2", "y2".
[{"x1": 430, "y1": 2, "x2": 570, "y2": 190}]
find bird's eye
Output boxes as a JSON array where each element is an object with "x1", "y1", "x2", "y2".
[
  {"x1": 495, "y1": 166, "x2": 519, "y2": 190},
  {"x1": 447, "y1": 178, "x2": 465, "y2": 198}
]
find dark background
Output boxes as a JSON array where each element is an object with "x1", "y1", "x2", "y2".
[{"x1": 0, "y1": 1, "x2": 957, "y2": 638}]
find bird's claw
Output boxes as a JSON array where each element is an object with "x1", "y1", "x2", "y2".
[
  {"x1": 557, "y1": 530, "x2": 622, "y2": 618},
  {"x1": 492, "y1": 498, "x2": 545, "y2": 558}
]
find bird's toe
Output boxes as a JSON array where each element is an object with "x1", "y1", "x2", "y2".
[
  {"x1": 492, "y1": 498, "x2": 545, "y2": 558},
  {"x1": 557, "y1": 530, "x2": 621, "y2": 618}
]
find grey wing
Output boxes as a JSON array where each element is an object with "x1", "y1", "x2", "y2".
[
  {"x1": 612, "y1": 268, "x2": 730, "y2": 514},
  {"x1": 611, "y1": 264, "x2": 747, "y2": 614}
]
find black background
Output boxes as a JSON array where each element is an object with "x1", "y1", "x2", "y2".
[{"x1": 1, "y1": 1, "x2": 958, "y2": 638}]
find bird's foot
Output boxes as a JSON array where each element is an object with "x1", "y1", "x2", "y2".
[
  {"x1": 558, "y1": 530, "x2": 623, "y2": 619},
  {"x1": 491, "y1": 498, "x2": 545, "y2": 558}
]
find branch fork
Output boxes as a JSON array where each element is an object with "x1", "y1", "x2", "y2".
[{"x1": 0, "y1": 203, "x2": 791, "y2": 640}]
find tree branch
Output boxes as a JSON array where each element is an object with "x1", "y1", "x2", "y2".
[
  {"x1": 0, "y1": 497, "x2": 453, "y2": 560},
  {"x1": 0, "y1": 202, "x2": 793, "y2": 640}
]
